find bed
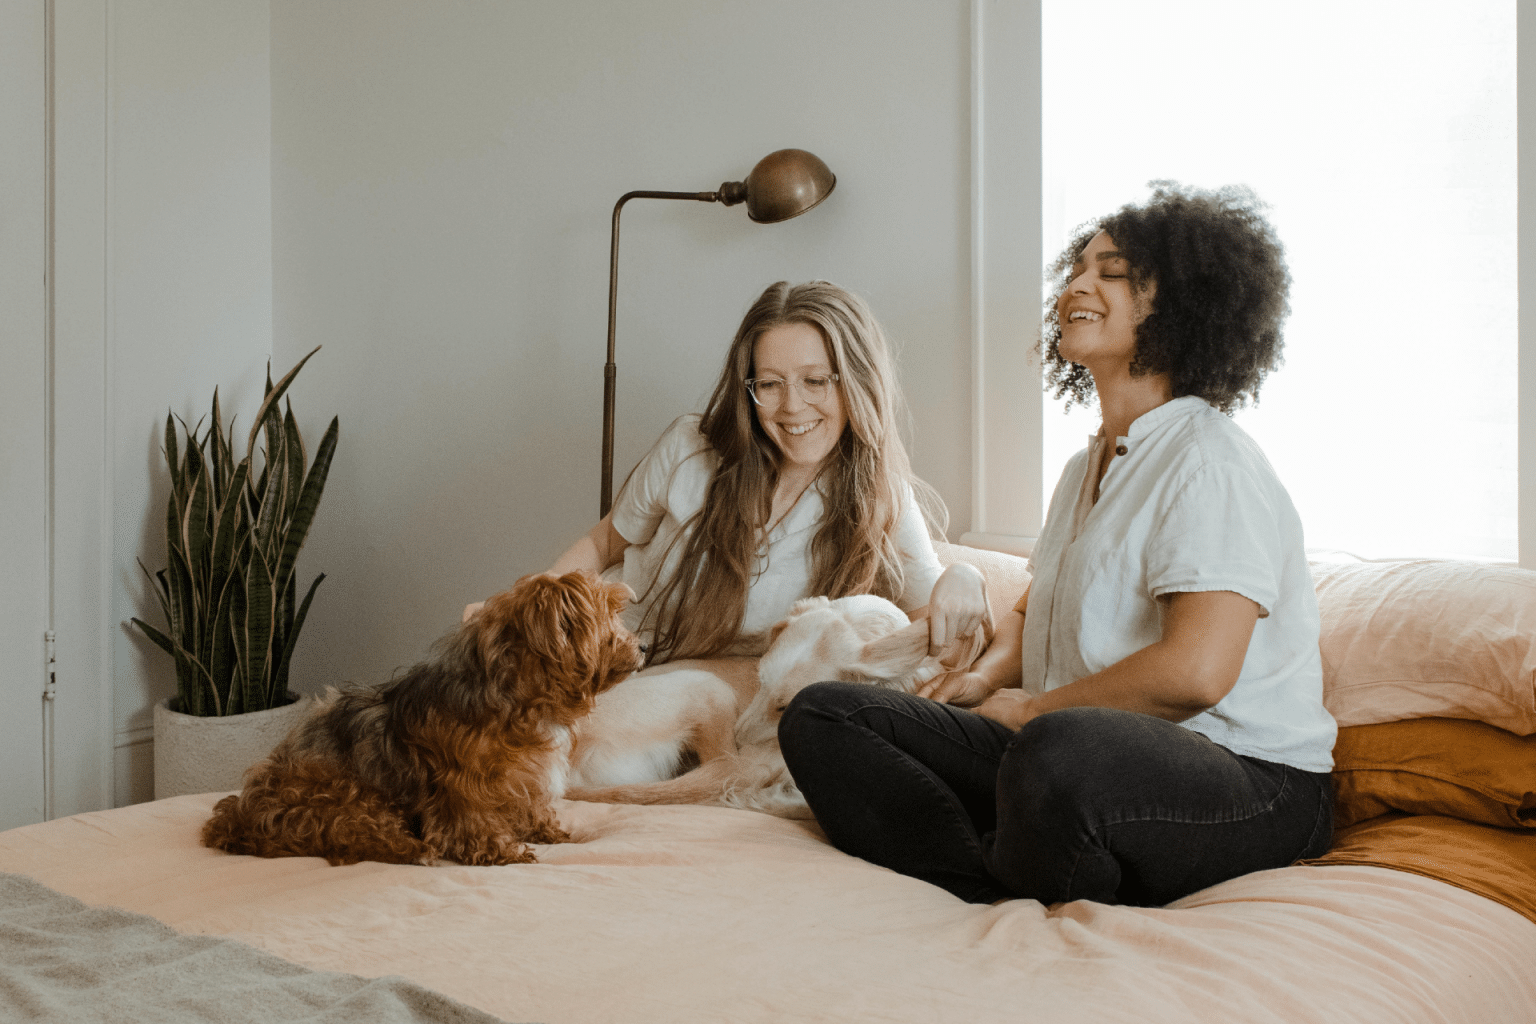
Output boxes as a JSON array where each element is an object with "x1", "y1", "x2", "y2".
[{"x1": 3, "y1": 546, "x2": 1534, "y2": 1024}]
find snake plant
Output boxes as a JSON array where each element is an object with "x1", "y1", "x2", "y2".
[{"x1": 132, "y1": 347, "x2": 339, "y2": 716}]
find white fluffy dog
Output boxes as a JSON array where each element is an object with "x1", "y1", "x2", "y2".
[{"x1": 565, "y1": 594, "x2": 984, "y2": 818}]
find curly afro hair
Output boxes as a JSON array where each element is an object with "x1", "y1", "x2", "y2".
[{"x1": 1039, "y1": 181, "x2": 1291, "y2": 414}]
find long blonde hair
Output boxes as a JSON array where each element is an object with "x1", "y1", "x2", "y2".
[{"x1": 633, "y1": 281, "x2": 945, "y2": 664}]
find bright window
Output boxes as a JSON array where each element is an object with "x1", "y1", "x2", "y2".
[{"x1": 1041, "y1": 0, "x2": 1517, "y2": 561}]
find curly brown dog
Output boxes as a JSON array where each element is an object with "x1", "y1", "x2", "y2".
[{"x1": 202, "y1": 570, "x2": 641, "y2": 866}]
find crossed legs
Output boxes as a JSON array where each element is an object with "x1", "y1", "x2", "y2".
[{"x1": 779, "y1": 683, "x2": 1333, "y2": 906}]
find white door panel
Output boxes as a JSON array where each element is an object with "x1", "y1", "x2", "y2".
[{"x1": 1, "y1": 0, "x2": 48, "y2": 830}]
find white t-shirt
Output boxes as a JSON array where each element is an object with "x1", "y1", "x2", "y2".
[
  {"x1": 1022, "y1": 396, "x2": 1336, "y2": 772},
  {"x1": 609, "y1": 415, "x2": 945, "y2": 642}
]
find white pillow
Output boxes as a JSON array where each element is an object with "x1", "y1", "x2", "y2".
[{"x1": 1312, "y1": 560, "x2": 1536, "y2": 736}]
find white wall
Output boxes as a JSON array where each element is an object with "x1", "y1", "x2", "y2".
[
  {"x1": 26, "y1": 0, "x2": 990, "y2": 808},
  {"x1": 45, "y1": 0, "x2": 275, "y2": 809},
  {"x1": 269, "y1": 0, "x2": 980, "y2": 693}
]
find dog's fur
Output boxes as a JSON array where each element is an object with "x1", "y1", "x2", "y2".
[
  {"x1": 202, "y1": 570, "x2": 642, "y2": 866},
  {"x1": 565, "y1": 594, "x2": 985, "y2": 818}
]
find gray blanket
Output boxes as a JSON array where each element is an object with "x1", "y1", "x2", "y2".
[{"x1": 0, "y1": 872, "x2": 518, "y2": 1024}]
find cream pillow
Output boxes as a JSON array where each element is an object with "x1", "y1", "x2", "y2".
[{"x1": 1311, "y1": 560, "x2": 1536, "y2": 736}]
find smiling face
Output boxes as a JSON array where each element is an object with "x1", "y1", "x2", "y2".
[
  {"x1": 751, "y1": 321, "x2": 848, "y2": 473},
  {"x1": 1056, "y1": 230, "x2": 1156, "y2": 374}
]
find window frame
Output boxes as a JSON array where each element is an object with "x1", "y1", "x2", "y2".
[{"x1": 967, "y1": 0, "x2": 1535, "y2": 570}]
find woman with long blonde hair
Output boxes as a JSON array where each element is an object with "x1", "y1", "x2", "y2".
[{"x1": 469, "y1": 280, "x2": 988, "y2": 661}]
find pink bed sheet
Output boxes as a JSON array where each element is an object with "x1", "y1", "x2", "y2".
[{"x1": 3, "y1": 794, "x2": 1533, "y2": 1024}]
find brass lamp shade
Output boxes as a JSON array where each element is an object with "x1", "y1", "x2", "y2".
[{"x1": 739, "y1": 149, "x2": 837, "y2": 223}]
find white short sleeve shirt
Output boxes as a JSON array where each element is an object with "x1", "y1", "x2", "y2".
[
  {"x1": 1021, "y1": 396, "x2": 1336, "y2": 772},
  {"x1": 608, "y1": 416, "x2": 943, "y2": 641}
]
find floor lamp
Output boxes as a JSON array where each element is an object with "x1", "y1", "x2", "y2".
[{"x1": 600, "y1": 148, "x2": 837, "y2": 517}]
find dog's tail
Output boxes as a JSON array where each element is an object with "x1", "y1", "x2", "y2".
[
  {"x1": 564, "y1": 753, "x2": 742, "y2": 806},
  {"x1": 565, "y1": 748, "x2": 812, "y2": 819}
]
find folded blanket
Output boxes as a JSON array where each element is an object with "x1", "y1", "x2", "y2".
[
  {"x1": 1302, "y1": 813, "x2": 1536, "y2": 925},
  {"x1": 0, "y1": 872, "x2": 513, "y2": 1024}
]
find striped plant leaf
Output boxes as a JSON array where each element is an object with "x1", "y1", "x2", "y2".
[
  {"x1": 272, "y1": 572, "x2": 324, "y2": 703},
  {"x1": 132, "y1": 347, "x2": 332, "y2": 716},
  {"x1": 226, "y1": 566, "x2": 249, "y2": 716},
  {"x1": 282, "y1": 402, "x2": 305, "y2": 526},
  {"x1": 242, "y1": 542, "x2": 275, "y2": 715},
  {"x1": 130, "y1": 616, "x2": 175, "y2": 659},
  {"x1": 164, "y1": 412, "x2": 179, "y2": 492},
  {"x1": 207, "y1": 460, "x2": 250, "y2": 599},
  {"x1": 274, "y1": 417, "x2": 338, "y2": 592},
  {"x1": 182, "y1": 444, "x2": 213, "y2": 599},
  {"x1": 243, "y1": 346, "x2": 320, "y2": 464}
]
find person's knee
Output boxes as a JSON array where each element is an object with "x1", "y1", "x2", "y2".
[
  {"x1": 780, "y1": 681, "x2": 864, "y2": 732},
  {"x1": 998, "y1": 707, "x2": 1136, "y2": 810},
  {"x1": 778, "y1": 681, "x2": 857, "y2": 757}
]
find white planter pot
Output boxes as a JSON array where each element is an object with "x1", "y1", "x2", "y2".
[{"x1": 152, "y1": 692, "x2": 314, "y2": 800}]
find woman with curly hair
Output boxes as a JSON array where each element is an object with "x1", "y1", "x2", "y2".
[
  {"x1": 468, "y1": 280, "x2": 989, "y2": 662},
  {"x1": 780, "y1": 183, "x2": 1337, "y2": 907}
]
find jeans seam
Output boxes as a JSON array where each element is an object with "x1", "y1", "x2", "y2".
[
  {"x1": 1088, "y1": 765, "x2": 1293, "y2": 832},
  {"x1": 1060, "y1": 768, "x2": 1304, "y2": 900},
  {"x1": 1301, "y1": 774, "x2": 1331, "y2": 858}
]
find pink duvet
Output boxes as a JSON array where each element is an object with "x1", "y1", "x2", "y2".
[{"x1": 2, "y1": 793, "x2": 1533, "y2": 1024}]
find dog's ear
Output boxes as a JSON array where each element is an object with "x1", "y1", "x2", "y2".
[
  {"x1": 786, "y1": 596, "x2": 831, "y2": 618},
  {"x1": 764, "y1": 595, "x2": 833, "y2": 654},
  {"x1": 764, "y1": 618, "x2": 792, "y2": 652},
  {"x1": 477, "y1": 572, "x2": 614, "y2": 703},
  {"x1": 936, "y1": 628, "x2": 987, "y2": 673},
  {"x1": 851, "y1": 619, "x2": 931, "y2": 680}
]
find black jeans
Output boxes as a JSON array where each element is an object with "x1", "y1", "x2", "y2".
[{"x1": 779, "y1": 683, "x2": 1334, "y2": 906}]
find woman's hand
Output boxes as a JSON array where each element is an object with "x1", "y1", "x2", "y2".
[
  {"x1": 925, "y1": 562, "x2": 992, "y2": 655},
  {"x1": 971, "y1": 688, "x2": 1041, "y2": 731},
  {"x1": 917, "y1": 669, "x2": 998, "y2": 708},
  {"x1": 461, "y1": 601, "x2": 484, "y2": 623}
]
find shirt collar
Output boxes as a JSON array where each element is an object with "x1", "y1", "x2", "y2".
[{"x1": 1123, "y1": 395, "x2": 1209, "y2": 440}]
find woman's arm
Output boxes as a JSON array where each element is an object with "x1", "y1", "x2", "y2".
[
  {"x1": 462, "y1": 515, "x2": 631, "y2": 621},
  {"x1": 971, "y1": 588, "x2": 1258, "y2": 729},
  {"x1": 917, "y1": 603, "x2": 1024, "y2": 707},
  {"x1": 549, "y1": 514, "x2": 630, "y2": 576},
  {"x1": 908, "y1": 561, "x2": 993, "y2": 655}
]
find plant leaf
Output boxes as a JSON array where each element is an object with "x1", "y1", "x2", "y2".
[
  {"x1": 165, "y1": 536, "x2": 199, "y2": 708},
  {"x1": 207, "y1": 460, "x2": 250, "y2": 601},
  {"x1": 272, "y1": 572, "x2": 324, "y2": 703},
  {"x1": 259, "y1": 401, "x2": 288, "y2": 563},
  {"x1": 243, "y1": 345, "x2": 321, "y2": 463},
  {"x1": 226, "y1": 564, "x2": 248, "y2": 716},
  {"x1": 274, "y1": 416, "x2": 338, "y2": 593},
  {"x1": 137, "y1": 559, "x2": 172, "y2": 623},
  {"x1": 243, "y1": 543, "x2": 275, "y2": 715},
  {"x1": 182, "y1": 441, "x2": 213, "y2": 607},
  {"x1": 164, "y1": 411, "x2": 179, "y2": 490},
  {"x1": 130, "y1": 617, "x2": 176, "y2": 658},
  {"x1": 282, "y1": 401, "x2": 305, "y2": 526},
  {"x1": 208, "y1": 388, "x2": 224, "y2": 496}
]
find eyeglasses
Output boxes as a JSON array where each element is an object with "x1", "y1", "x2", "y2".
[{"x1": 744, "y1": 373, "x2": 840, "y2": 408}]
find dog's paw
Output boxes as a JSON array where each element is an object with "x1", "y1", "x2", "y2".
[
  {"x1": 524, "y1": 821, "x2": 573, "y2": 846},
  {"x1": 453, "y1": 833, "x2": 539, "y2": 866}
]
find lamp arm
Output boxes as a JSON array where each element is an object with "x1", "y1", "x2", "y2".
[{"x1": 601, "y1": 189, "x2": 735, "y2": 516}]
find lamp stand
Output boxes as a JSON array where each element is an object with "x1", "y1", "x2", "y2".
[{"x1": 602, "y1": 186, "x2": 745, "y2": 517}]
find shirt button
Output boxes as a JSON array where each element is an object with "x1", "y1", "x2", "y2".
[{"x1": 1115, "y1": 444, "x2": 1128, "y2": 456}]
